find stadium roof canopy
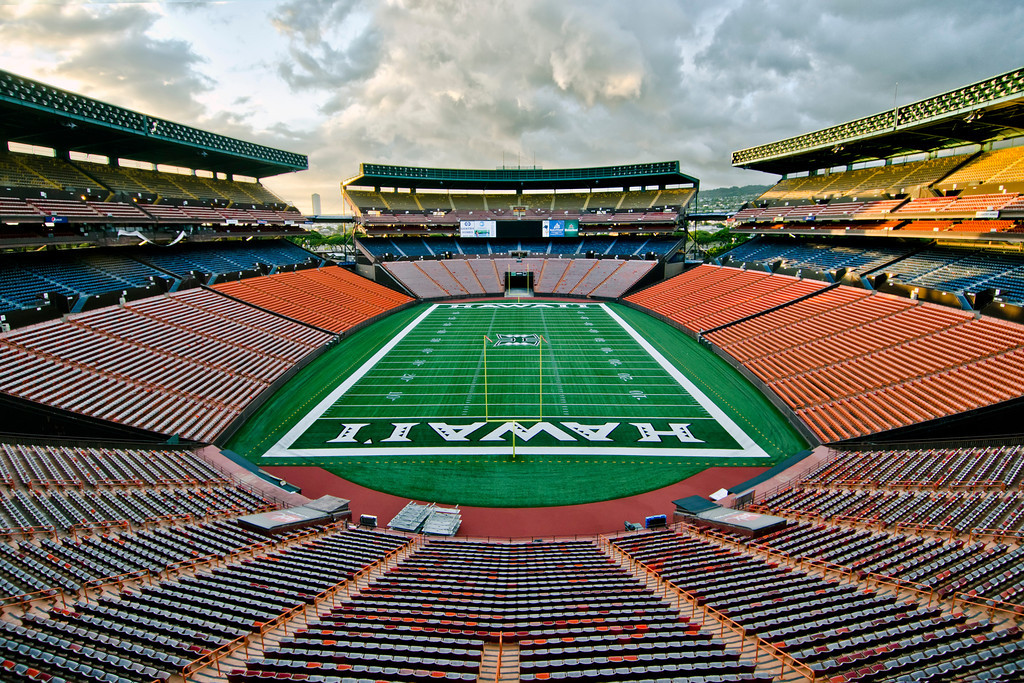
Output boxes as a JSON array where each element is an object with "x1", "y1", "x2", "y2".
[
  {"x1": 343, "y1": 161, "x2": 698, "y2": 191},
  {"x1": 0, "y1": 69, "x2": 307, "y2": 178},
  {"x1": 733, "y1": 67, "x2": 1024, "y2": 176}
]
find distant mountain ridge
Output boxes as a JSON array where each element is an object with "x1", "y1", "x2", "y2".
[
  {"x1": 698, "y1": 184, "x2": 770, "y2": 198},
  {"x1": 693, "y1": 185, "x2": 769, "y2": 213}
]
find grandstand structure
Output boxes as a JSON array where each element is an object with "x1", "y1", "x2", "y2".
[
  {"x1": 343, "y1": 161, "x2": 697, "y2": 232},
  {"x1": 0, "y1": 68, "x2": 308, "y2": 252},
  {"x1": 728, "y1": 67, "x2": 1024, "y2": 239},
  {"x1": 345, "y1": 162, "x2": 695, "y2": 299},
  {"x1": 1, "y1": 65, "x2": 1024, "y2": 683}
]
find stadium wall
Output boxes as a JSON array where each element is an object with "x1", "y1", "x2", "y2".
[
  {"x1": 662, "y1": 260, "x2": 692, "y2": 279},
  {"x1": 872, "y1": 278, "x2": 974, "y2": 312},
  {"x1": 66, "y1": 280, "x2": 172, "y2": 314},
  {"x1": 0, "y1": 302, "x2": 61, "y2": 331},
  {"x1": 980, "y1": 299, "x2": 1024, "y2": 325}
]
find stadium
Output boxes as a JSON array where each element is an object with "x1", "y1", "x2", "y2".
[{"x1": 1, "y1": 52, "x2": 1024, "y2": 683}]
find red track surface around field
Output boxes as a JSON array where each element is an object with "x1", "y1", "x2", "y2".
[{"x1": 264, "y1": 465, "x2": 768, "y2": 538}]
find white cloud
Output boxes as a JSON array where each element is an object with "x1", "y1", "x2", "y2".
[
  {"x1": 0, "y1": 3, "x2": 211, "y2": 121},
  {"x1": 1, "y1": 0, "x2": 1023, "y2": 212}
]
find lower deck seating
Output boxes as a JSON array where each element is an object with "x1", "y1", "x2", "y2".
[
  {"x1": 226, "y1": 538, "x2": 754, "y2": 683},
  {"x1": 0, "y1": 288, "x2": 333, "y2": 441},
  {"x1": 214, "y1": 265, "x2": 413, "y2": 333},
  {"x1": 627, "y1": 264, "x2": 1024, "y2": 442},
  {"x1": 612, "y1": 529, "x2": 1024, "y2": 682},
  {"x1": 385, "y1": 257, "x2": 655, "y2": 299},
  {"x1": 704, "y1": 282, "x2": 1024, "y2": 441},
  {"x1": 0, "y1": 528, "x2": 409, "y2": 682},
  {"x1": 624, "y1": 264, "x2": 829, "y2": 331}
]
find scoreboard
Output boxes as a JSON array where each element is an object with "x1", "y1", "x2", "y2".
[
  {"x1": 459, "y1": 219, "x2": 496, "y2": 238},
  {"x1": 459, "y1": 218, "x2": 579, "y2": 238}
]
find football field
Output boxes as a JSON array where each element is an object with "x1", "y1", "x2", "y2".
[
  {"x1": 267, "y1": 302, "x2": 765, "y2": 459},
  {"x1": 226, "y1": 302, "x2": 806, "y2": 506}
]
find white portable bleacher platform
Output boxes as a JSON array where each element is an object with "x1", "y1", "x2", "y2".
[
  {"x1": 388, "y1": 501, "x2": 462, "y2": 535},
  {"x1": 387, "y1": 501, "x2": 433, "y2": 532},
  {"x1": 421, "y1": 505, "x2": 461, "y2": 536}
]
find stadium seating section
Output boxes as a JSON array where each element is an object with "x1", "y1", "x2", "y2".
[
  {"x1": 740, "y1": 442, "x2": 1024, "y2": 613},
  {"x1": 626, "y1": 264, "x2": 1024, "y2": 442},
  {"x1": 227, "y1": 537, "x2": 763, "y2": 683},
  {"x1": 0, "y1": 449, "x2": 413, "y2": 683},
  {"x1": 385, "y1": 257, "x2": 657, "y2": 299},
  {"x1": 0, "y1": 240, "x2": 324, "y2": 317},
  {"x1": 722, "y1": 239, "x2": 907, "y2": 274},
  {"x1": 0, "y1": 148, "x2": 303, "y2": 230},
  {"x1": 0, "y1": 287, "x2": 334, "y2": 441},
  {"x1": 360, "y1": 236, "x2": 678, "y2": 300},
  {"x1": 625, "y1": 265, "x2": 830, "y2": 332},
  {"x1": 611, "y1": 527, "x2": 1024, "y2": 681},
  {"x1": 214, "y1": 265, "x2": 414, "y2": 333},
  {"x1": 719, "y1": 237, "x2": 1024, "y2": 306},
  {"x1": 730, "y1": 145, "x2": 1024, "y2": 236},
  {"x1": 134, "y1": 240, "x2": 321, "y2": 282},
  {"x1": 2, "y1": 435, "x2": 1024, "y2": 680},
  {"x1": 346, "y1": 187, "x2": 694, "y2": 228}
]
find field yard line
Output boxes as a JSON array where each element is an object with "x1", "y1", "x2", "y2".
[
  {"x1": 600, "y1": 303, "x2": 769, "y2": 458},
  {"x1": 276, "y1": 445, "x2": 750, "y2": 458},
  {"x1": 268, "y1": 303, "x2": 439, "y2": 453},
  {"x1": 310, "y1": 408, "x2": 715, "y2": 414}
]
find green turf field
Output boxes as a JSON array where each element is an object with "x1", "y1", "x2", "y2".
[{"x1": 225, "y1": 301, "x2": 808, "y2": 506}]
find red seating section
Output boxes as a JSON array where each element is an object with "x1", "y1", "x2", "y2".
[
  {"x1": 214, "y1": 266, "x2": 413, "y2": 333},
  {"x1": 624, "y1": 264, "x2": 828, "y2": 331},
  {"x1": 627, "y1": 265, "x2": 1024, "y2": 442},
  {"x1": 385, "y1": 257, "x2": 656, "y2": 300},
  {"x1": 0, "y1": 288, "x2": 333, "y2": 441}
]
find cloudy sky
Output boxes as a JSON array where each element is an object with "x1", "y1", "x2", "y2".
[{"x1": 1, "y1": 1, "x2": 1021, "y2": 214}]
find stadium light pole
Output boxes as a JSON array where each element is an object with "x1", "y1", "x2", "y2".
[{"x1": 893, "y1": 82, "x2": 899, "y2": 130}]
